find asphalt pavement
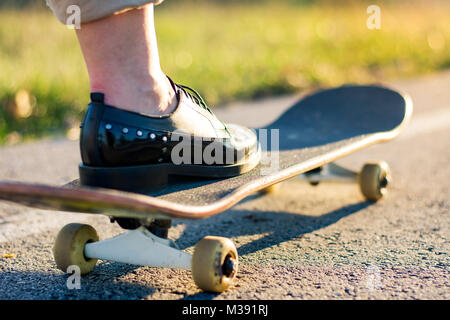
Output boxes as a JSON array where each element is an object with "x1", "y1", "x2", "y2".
[{"x1": 0, "y1": 71, "x2": 449, "y2": 300}]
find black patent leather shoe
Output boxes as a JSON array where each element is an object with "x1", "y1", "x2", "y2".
[{"x1": 78, "y1": 79, "x2": 260, "y2": 192}]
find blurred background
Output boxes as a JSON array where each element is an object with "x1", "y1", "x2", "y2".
[{"x1": 0, "y1": 0, "x2": 449, "y2": 144}]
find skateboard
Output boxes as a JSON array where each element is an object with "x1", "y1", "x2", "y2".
[{"x1": 0, "y1": 85, "x2": 412, "y2": 292}]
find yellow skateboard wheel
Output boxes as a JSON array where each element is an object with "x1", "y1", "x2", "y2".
[
  {"x1": 358, "y1": 161, "x2": 391, "y2": 201},
  {"x1": 191, "y1": 236, "x2": 238, "y2": 292},
  {"x1": 53, "y1": 223, "x2": 99, "y2": 275}
]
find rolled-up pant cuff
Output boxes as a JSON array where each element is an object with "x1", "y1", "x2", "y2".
[{"x1": 46, "y1": 0, "x2": 164, "y2": 24}]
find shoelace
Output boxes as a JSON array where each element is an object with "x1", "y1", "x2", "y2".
[
  {"x1": 175, "y1": 81, "x2": 231, "y2": 137},
  {"x1": 176, "y1": 83, "x2": 213, "y2": 114}
]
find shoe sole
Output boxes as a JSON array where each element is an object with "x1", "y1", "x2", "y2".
[{"x1": 79, "y1": 146, "x2": 261, "y2": 193}]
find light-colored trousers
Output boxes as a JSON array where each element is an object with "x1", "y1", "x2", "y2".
[{"x1": 46, "y1": 0, "x2": 163, "y2": 24}]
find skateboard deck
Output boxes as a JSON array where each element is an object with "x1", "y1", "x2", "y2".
[{"x1": 0, "y1": 85, "x2": 412, "y2": 220}]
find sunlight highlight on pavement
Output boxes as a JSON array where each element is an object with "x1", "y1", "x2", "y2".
[{"x1": 399, "y1": 107, "x2": 450, "y2": 141}]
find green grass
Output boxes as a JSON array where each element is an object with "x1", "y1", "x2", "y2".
[{"x1": 1, "y1": 1, "x2": 450, "y2": 144}]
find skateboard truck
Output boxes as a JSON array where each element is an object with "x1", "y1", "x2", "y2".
[
  {"x1": 84, "y1": 226, "x2": 191, "y2": 269},
  {"x1": 261, "y1": 161, "x2": 391, "y2": 202},
  {"x1": 53, "y1": 222, "x2": 239, "y2": 293},
  {"x1": 302, "y1": 163, "x2": 358, "y2": 185},
  {"x1": 111, "y1": 217, "x2": 172, "y2": 238},
  {"x1": 300, "y1": 162, "x2": 391, "y2": 201}
]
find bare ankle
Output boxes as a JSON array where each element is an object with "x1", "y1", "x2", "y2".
[
  {"x1": 77, "y1": 5, "x2": 177, "y2": 115},
  {"x1": 91, "y1": 74, "x2": 178, "y2": 115}
]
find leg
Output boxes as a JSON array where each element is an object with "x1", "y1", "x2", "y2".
[{"x1": 76, "y1": 4, "x2": 177, "y2": 115}]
